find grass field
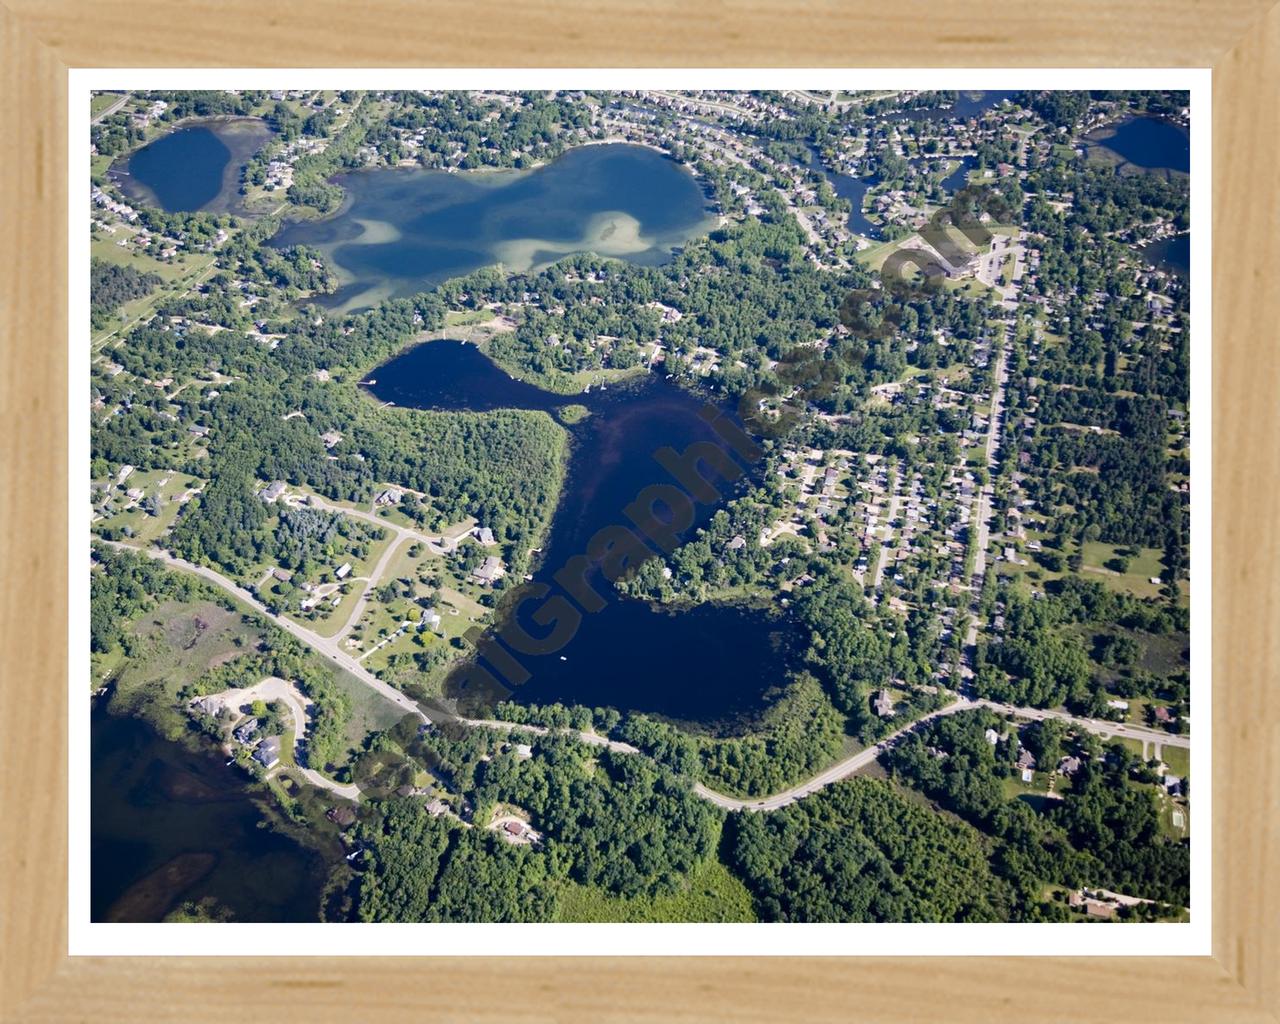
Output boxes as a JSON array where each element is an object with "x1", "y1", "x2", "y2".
[
  {"x1": 90, "y1": 236, "x2": 220, "y2": 347},
  {"x1": 90, "y1": 92, "x2": 126, "y2": 118},
  {"x1": 554, "y1": 858, "x2": 757, "y2": 922},
  {"x1": 1080, "y1": 541, "x2": 1168, "y2": 598},
  {"x1": 444, "y1": 308, "x2": 496, "y2": 327},
  {"x1": 329, "y1": 666, "x2": 412, "y2": 760},
  {"x1": 101, "y1": 592, "x2": 404, "y2": 769},
  {"x1": 102, "y1": 599, "x2": 261, "y2": 739},
  {"x1": 1160, "y1": 744, "x2": 1190, "y2": 779},
  {"x1": 91, "y1": 469, "x2": 201, "y2": 545}
]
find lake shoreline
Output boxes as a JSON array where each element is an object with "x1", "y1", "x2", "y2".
[
  {"x1": 109, "y1": 115, "x2": 275, "y2": 216},
  {"x1": 91, "y1": 691, "x2": 352, "y2": 924},
  {"x1": 268, "y1": 141, "x2": 717, "y2": 315}
]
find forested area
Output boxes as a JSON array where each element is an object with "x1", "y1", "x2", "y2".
[
  {"x1": 373, "y1": 91, "x2": 595, "y2": 170},
  {"x1": 90, "y1": 258, "x2": 162, "y2": 329},
  {"x1": 885, "y1": 710, "x2": 1189, "y2": 909},
  {"x1": 453, "y1": 213, "x2": 864, "y2": 402},
  {"x1": 726, "y1": 777, "x2": 1010, "y2": 922},
  {"x1": 1014, "y1": 132, "x2": 1190, "y2": 555},
  {"x1": 615, "y1": 674, "x2": 846, "y2": 797},
  {"x1": 95, "y1": 276, "x2": 567, "y2": 578},
  {"x1": 975, "y1": 576, "x2": 1188, "y2": 713},
  {"x1": 356, "y1": 800, "x2": 557, "y2": 922},
  {"x1": 90, "y1": 542, "x2": 220, "y2": 654},
  {"x1": 353, "y1": 723, "x2": 725, "y2": 920},
  {"x1": 91, "y1": 544, "x2": 357, "y2": 771}
]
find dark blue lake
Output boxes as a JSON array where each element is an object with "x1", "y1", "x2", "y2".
[
  {"x1": 270, "y1": 144, "x2": 717, "y2": 314},
  {"x1": 110, "y1": 118, "x2": 273, "y2": 214},
  {"x1": 92, "y1": 702, "x2": 334, "y2": 922},
  {"x1": 1088, "y1": 116, "x2": 1190, "y2": 173},
  {"x1": 368, "y1": 341, "x2": 792, "y2": 732},
  {"x1": 1141, "y1": 232, "x2": 1190, "y2": 277},
  {"x1": 879, "y1": 90, "x2": 1017, "y2": 122},
  {"x1": 940, "y1": 155, "x2": 978, "y2": 192}
]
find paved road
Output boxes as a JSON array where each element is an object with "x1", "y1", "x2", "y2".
[
  {"x1": 696, "y1": 699, "x2": 976, "y2": 811},
  {"x1": 281, "y1": 490, "x2": 450, "y2": 641},
  {"x1": 694, "y1": 696, "x2": 1189, "y2": 812},
  {"x1": 871, "y1": 472, "x2": 902, "y2": 590},
  {"x1": 965, "y1": 327, "x2": 1011, "y2": 648},
  {"x1": 295, "y1": 492, "x2": 447, "y2": 556},
  {"x1": 105, "y1": 541, "x2": 428, "y2": 723},
  {"x1": 973, "y1": 699, "x2": 1190, "y2": 750},
  {"x1": 198, "y1": 675, "x2": 362, "y2": 800},
  {"x1": 464, "y1": 719, "x2": 641, "y2": 756},
  {"x1": 103, "y1": 543, "x2": 1190, "y2": 812},
  {"x1": 91, "y1": 91, "x2": 130, "y2": 124}
]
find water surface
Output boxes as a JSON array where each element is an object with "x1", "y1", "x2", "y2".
[
  {"x1": 1087, "y1": 116, "x2": 1189, "y2": 174},
  {"x1": 1140, "y1": 232, "x2": 1190, "y2": 278},
  {"x1": 270, "y1": 144, "x2": 717, "y2": 314},
  {"x1": 110, "y1": 118, "x2": 273, "y2": 214},
  {"x1": 368, "y1": 341, "x2": 792, "y2": 731},
  {"x1": 92, "y1": 702, "x2": 334, "y2": 922}
]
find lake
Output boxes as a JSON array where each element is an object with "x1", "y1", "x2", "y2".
[
  {"x1": 269, "y1": 144, "x2": 718, "y2": 315},
  {"x1": 1140, "y1": 232, "x2": 1191, "y2": 278},
  {"x1": 110, "y1": 118, "x2": 273, "y2": 214},
  {"x1": 878, "y1": 90, "x2": 1018, "y2": 122},
  {"x1": 1086, "y1": 116, "x2": 1190, "y2": 174},
  {"x1": 91, "y1": 700, "x2": 336, "y2": 922},
  {"x1": 368, "y1": 341, "x2": 794, "y2": 732}
]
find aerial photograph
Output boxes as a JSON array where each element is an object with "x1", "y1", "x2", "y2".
[{"x1": 88, "y1": 87, "x2": 1192, "y2": 926}]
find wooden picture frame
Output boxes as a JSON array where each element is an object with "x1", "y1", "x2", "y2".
[{"x1": 2, "y1": 2, "x2": 1276, "y2": 1019}]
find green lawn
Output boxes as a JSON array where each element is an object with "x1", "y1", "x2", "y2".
[
  {"x1": 99, "y1": 599, "x2": 260, "y2": 740},
  {"x1": 91, "y1": 93, "x2": 126, "y2": 118},
  {"x1": 554, "y1": 857, "x2": 757, "y2": 922},
  {"x1": 329, "y1": 665, "x2": 413, "y2": 761},
  {"x1": 444, "y1": 308, "x2": 496, "y2": 327},
  {"x1": 92, "y1": 469, "x2": 201, "y2": 545},
  {"x1": 1160, "y1": 744, "x2": 1190, "y2": 779}
]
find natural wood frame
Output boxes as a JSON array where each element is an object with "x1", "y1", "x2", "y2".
[{"x1": 2, "y1": 2, "x2": 1277, "y2": 1019}]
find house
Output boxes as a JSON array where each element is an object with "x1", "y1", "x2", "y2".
[
  {"x1": 191, "y1": 695, "x2": 221, "y2": 717},
  {"x1": 474, "y1": 526, "x2": 496, "y2": 546},
  {"x1": 872, "y1": 690, "x2": 895, "y2": 718},
  {"x1": 320, "y1": 430, "x2": 342, "y2": 449},
  {"x1": 1107, "y1": 699, "x2": 1130, "y2": 711},
  {"x1": 471, "y1": 556, "x2": 505, "y2": 586},
  {"x1": 1164, "y1": 775, "x2": 1183, "y2": 797},
  {"x1": 424, "y1": 799, "x2": 450, "y2": 818},
  {"x1": 1058, "y1": 756, "x2": 1082, "y2": 776},
  {"x1": 1153, "y1": 706, "x2": 1174, "y2": 724},
  {"x1": 272, "y1": 566, "x2": 293, "y2": 583},
  {"x1": 726, "y1": 535, "x2": 746, "y2": 551},
  {"x1": 335, "y1": 562, "x2": 352, "y2": 580},
  {"x1": 326, "y1": 805, "x2": 357, "y2": 828},
  {"x1": 418, "y1": 608, "x2": 443, "y2": 631},
  {"x1": 503, "y1": 820, "x2": 525, "y2": 837},
  {"x1": 233, "y1": 718, "x2": 260, "y2": 744},
  {"x1": 374, "y1": 488, "x2": 403, "y2": 506},
  {"x1": 259, "y1": 480, "x2": 286, "y2": 503},
  {"x1": 984, "y1": 728, "x2": 1000, "y2": 746},
  {"x1": 1016, "y1": 747, "x2": 1037, "y2": 771},
  {"x1": 254, "y1": 736, "x2": 282, "y2": 769}
]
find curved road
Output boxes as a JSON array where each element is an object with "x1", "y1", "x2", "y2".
[
  {"x1": 104, "y1": 541, "x2": 427, "y2": 723},
  {"x1": 103, "y1": 542, "x2": 1189, "y2": 813},
  {"x1": 282, "y1": 491, "x2": 448, "y2": 641}
]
